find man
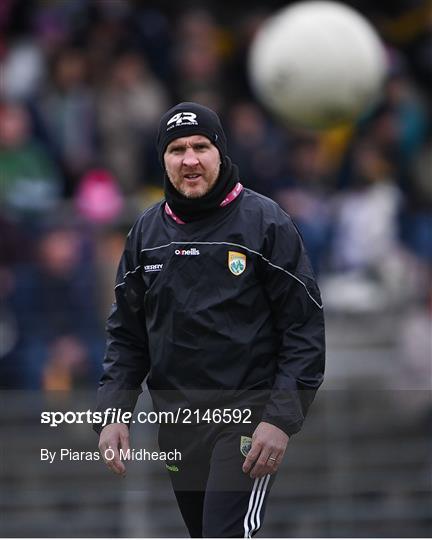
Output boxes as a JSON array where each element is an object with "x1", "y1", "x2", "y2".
[{"x1": 95, "y1": 102, "x2": 325, "y2": 538}]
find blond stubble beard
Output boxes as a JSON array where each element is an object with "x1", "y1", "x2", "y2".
[{"x1": 167, "y1": 163, "x2": 221, "y2": 199}]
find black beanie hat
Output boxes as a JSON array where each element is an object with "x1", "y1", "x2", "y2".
[{"x1": 156, "y1": 102, "x2": 227, "y2": 163}]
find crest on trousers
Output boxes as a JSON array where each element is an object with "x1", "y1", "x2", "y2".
[
  {"x1": 240, "y1": 436, "x2": 252, "y2": 457},
  {"x1": 228, "y1": 251, "x2": 246, "y2": 276}
]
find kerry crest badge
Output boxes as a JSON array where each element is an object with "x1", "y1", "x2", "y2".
[
  {"x1": 240, "y1": 436, "x2": 252, "y2": 457},
  {"x1": 228, "y1": 251, "x2": 246, "y2": 276}
]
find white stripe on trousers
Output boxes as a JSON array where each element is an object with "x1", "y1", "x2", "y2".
[{"x1": 243, "y1": 474, "x2": 271, "y2": 538}]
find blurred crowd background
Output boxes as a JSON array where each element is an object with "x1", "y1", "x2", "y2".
[
  {"x1": 3, "y1": 0, "x2": 431, "y2": 392},
  {"x1": 0, "y1": 0, "x2": 431, "y2": 537}
]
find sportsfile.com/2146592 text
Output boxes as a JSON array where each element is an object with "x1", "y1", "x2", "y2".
[{"x1": 40, "y1": 408, "x2": 253, "y2": 427}]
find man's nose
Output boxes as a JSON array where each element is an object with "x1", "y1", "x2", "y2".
[{"x1": 182, "y1": 148, "x2": 199, "y2": 166}]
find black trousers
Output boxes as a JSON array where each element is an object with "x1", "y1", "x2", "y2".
[{"x1": 158, "y1": 422, "x2": 275, "y2": 538}]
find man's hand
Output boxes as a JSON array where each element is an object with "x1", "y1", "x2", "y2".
[
  {"x1": 242, "y1": 422, "x2": 289, "y2": 479},
  {"x1": 98, "y1": 423, "x2": 130, "y2": 476}
]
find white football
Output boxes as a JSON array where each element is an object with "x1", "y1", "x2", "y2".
[{"x1": 249, "y1": 1, "x2": 387, "y2": 129}]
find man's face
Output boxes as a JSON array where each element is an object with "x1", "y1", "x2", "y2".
[{"x1": 164, "y1": 135, "x2": 221, "y2": 198}]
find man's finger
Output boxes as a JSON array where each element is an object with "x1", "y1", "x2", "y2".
[
  {"x1": 101, "y1": 443, "x2": 126, "y2": 475},
  {"x1": 265, "y1": 453, "x2": 281, "y2": 474},
  {"x1": 106, "y1": 448, "x2": 126, "y2": 475},
  {"x1": 250, "y1": 447, "x2": 272, "y2": 479},
  {"x1": 120, "y1": 433, "x2": 130, "y2": 459}
]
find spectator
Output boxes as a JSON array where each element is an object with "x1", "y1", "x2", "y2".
[
  {"x1": 11, "y1": 224, "x2": 103, "y2": 390},
  {"x1": 400, "y1": 134, "x2": 432, "y2": 262},
  {"x1": 0, "y1": 101, "x2": 62, "y2": 217},
  {"x1": 0, "y1": 215, "x2": 29, "y2": 388},
  {"x1": 321, "y1": 142, "x2": 405, "y2": 313},
  {"x1": 227, "y1": 101, "x2": 287, "y2": 197},
  {"x1": 97, "y1": 50, "x2": 168, "y2": 193},
  {"x1": 330, "y1": 141, "x2": 402, "y2": 271},
  {"x1": 35, "y1": 46, "x2": 97, "y2": 191},
  {"x1": 275, "y1": 135, "x2": 332, "y2": 273},
  {"x1": 174, "y1": 10, "x2": 224, "y2": 102},
  {"x1": 2, "y1": 39, "x2": 46, "y2": 101}
]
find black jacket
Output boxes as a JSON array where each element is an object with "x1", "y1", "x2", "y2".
[{"x1": 95, "y1": 189, "x2": 325, "y2": 435}]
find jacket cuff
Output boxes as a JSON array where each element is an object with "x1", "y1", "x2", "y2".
[{"x1": 261, "y1": 413, "x2": 303, "y2": 437}]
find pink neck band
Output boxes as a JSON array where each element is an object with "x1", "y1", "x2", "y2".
[{"x1": 165, "y1": 182, "x2": 243, "y2": 224}]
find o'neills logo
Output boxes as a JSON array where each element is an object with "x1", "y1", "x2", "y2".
[{"x1": 175, "y1": 248, "x2": 200, "y2": 256}]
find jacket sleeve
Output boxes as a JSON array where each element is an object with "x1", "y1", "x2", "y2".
[
  {"x1": 94, "y1": 225, "x2": 150, "y2": 434},
  {"x1": 260, "y1": 214, "x2": 325, "y2": 436}
]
